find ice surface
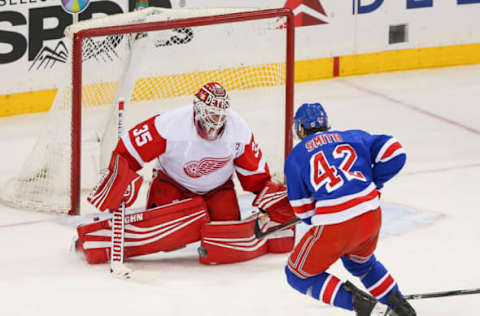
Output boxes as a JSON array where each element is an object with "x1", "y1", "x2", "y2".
[{"x1": 1, "y1": 65, "x2": 480, "y2": 315}]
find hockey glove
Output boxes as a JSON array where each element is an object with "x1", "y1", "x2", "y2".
[
  {"x1": 252, "y1": 180, "x2": 296, "y2": 224},
  {"x1": 87, "y1": 154, "x2": 143, "y2": 212}
]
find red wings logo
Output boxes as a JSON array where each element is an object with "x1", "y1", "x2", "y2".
[{"x1": 183, "y1": 156, "x2": 231, "y2": 178}]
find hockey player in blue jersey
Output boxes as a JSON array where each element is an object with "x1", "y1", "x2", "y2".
[{"x1": 282, "y1": 103, "x2": 416, "y2": 316}]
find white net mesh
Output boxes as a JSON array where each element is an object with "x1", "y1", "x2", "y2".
[{"x1": 0, "y1": 8, "x2": 290, "y2": 214}]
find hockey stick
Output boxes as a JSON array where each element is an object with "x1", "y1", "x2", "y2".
[
  {"x1": 254, "y1": 216, "x2": 301, "y2": 239},
  {"x1": 109, "y1": 98, "x2": 132, "y2": 279},
  {"x1": 109, "y1": 202, "x2": 131, "y2": 278},
  {"x1": 405, "y1": 288, "x2": 480, "y2": 300}
]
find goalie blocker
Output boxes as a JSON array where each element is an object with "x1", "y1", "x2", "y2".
[{"x1": 76, "y1": 197, "x2": 295, "y2": 265}]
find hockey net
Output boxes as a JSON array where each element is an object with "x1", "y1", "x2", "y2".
[{"x1": 0, "y1": 7, "x2": 294, "y2": 215}]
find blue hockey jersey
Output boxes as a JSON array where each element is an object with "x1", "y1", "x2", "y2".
[{"x1": 284, "y1": 129, "x2": 406, "y2": 226}]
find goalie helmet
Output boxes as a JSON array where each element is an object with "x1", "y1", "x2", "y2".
[
  {"x1": 294, "y1": 102, "x2": 329, "y2": 139},
  {"x1": 193, "y1": 82, "x2": 230, "y2": 141}
]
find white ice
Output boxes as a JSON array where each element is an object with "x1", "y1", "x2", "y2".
[{"x1": 1, "y1": 65, "x2": 480, "y2": 315}]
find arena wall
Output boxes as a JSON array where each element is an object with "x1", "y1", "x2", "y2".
[{"x1": 1, "y1": 0, "x2": 479, "y2": 117}]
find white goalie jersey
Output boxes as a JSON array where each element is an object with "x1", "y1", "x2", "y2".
[{"x1": 115, "y1": 105, "x2": 271, "y2": 194}]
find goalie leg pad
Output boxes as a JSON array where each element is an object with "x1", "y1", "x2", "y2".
[
  {"x1": 199, "y1": 216, "x2": 268, "y2": 265},
  {"x1": 76, "y1": 197, "x2": 210, "y2": 264},
  {"x1": 256, "y1": 217, "x2": 296, "y2": 253},
  {"x1": 267, "y1": 223, "x2": 295, "y2": 254}
]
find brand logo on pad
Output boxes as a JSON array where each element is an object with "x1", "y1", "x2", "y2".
[
  {"x1": 283, "y1": 0, "x2": 328, "y2": 26},
  {"x1": 125, "y1": 213, "x2": 144, "y2": 224},
  {"x1": 184, "y1": 156, "x2": 231, "y2": 178}
]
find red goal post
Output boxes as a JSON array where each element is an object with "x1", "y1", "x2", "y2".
[{"x1": 1, "y1": 8, "x2": 295, "y2": 215}]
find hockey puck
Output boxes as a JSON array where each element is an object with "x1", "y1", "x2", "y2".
[{"x1": 197, "y1": 246, "x2": 208, "y2": 258}]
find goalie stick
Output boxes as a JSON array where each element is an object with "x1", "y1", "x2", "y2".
[
  {"x1": 109, "y1": 98, "x2": 132, "y2": 279},
  {"x1": 108, "y1": 0, "x2": 147, "y2": 277},
  {"x1": 110, "y1": 202, "x2": 132, "y2": 279}
]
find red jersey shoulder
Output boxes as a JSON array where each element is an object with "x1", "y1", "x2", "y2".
[{"x1": 127, "y1": 115, "x2": 167, "y2": 162}]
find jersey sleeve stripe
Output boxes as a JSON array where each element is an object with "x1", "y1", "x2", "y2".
[
  {"x1": 234, "y1": 155, "x2": 267, "y2": 176},
  {"x1": 121, "y1": 134, "x2": 145, "y2": 168},
  {"x1": 375, "y1": 138, "x2": 404, "y2": 163},
  {"x1": 290, "y1": 196, "x2": 316, "y2": 219},
  {"x1": 379, "y1": 142, "x2": 405, "y2": 163},
  {"x1": 292, "y1": 203, "x2": 316, "y2": 219},
  {"x1": 289, "y1": 196, "x2": 316, "y2": 207}
]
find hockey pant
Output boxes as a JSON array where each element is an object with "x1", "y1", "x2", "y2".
[
  {"x1": 285, "y1": 208, "x2": 401, "y2": 310},
  {"x1": 147, "y1": 169, "x2": 241, "y2": 221}
]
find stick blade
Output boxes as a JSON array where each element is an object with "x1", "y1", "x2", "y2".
[{"x1": 110, "y1": 263, "x2": 132, "y2": 280}]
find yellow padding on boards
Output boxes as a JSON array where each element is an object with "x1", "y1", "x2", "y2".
[
  {"x1": 340, "y1": 43, "x2": 480, "y2": 76},
  {"x1": 0, "y1": 89, "x2": 57, "y2": 117},
  {"x1": 295, "y1": 58, "x2": 333, "y2": 82}
]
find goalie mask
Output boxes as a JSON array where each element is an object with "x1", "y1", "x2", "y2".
[{"x1": 193, "y1": 82, "x2": 230, "y2": 141}]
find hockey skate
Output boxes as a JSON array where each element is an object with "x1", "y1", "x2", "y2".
[
  {"x1": 386, "y1": 290, "x2": 417, "y2": 316},
  {"x1": 344, "y1": 281, "x2": 390, "y2": 316}
]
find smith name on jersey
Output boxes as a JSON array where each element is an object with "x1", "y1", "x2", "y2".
[{"x1": 284, "y1": 129, "x2": 406, "y2": 226}]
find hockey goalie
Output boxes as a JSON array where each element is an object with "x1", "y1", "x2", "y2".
[{"x1": 76, "y1": 82, "x2": 296, "y2": 265}]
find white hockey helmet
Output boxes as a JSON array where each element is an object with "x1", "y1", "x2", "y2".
[{"x1": 193, "y1": 82, "x2": 230, "y2": 141}]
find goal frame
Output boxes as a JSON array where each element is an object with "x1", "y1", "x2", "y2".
[{"x1": 70, "y1": 8, "x2": 295, "y2": 215}]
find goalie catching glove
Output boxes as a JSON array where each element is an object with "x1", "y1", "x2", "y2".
[
  {"x1": 252, "y1": 180, "x2": 296, "y2": 224},
  {"x1": 87, "y1": 154, "x2": 143, "y2": 212}
]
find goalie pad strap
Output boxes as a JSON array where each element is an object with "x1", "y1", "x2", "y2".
[
  {"x1": 77, "y1": 197, "x2": 210, "y2": 264},
  {"x1": 263, "y1": 220, "x2": 296, "y2": 253}
]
